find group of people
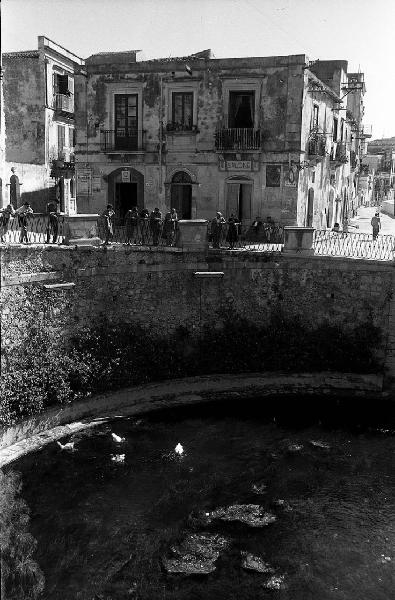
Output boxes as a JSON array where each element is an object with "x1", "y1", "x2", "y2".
[
  {"x1": 210, "y1": 212, "x2": 240, "y2": 249},
  {"x1": 0, "y1": 199, "x2": 60, "y2": 244},
  {"x1": 210, "y1": 213, "x2": 277, "y2": 249},
  {"x1": 100, "y1": 205, "x2": 179, "y2": 246}
]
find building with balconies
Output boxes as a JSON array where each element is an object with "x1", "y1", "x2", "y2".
[
  {"x1": 2, "y1": 36, "x2": 84, "y2": 213},
  {"x1": 74, "y1": 50, "x2": 368, "y2": 228}
]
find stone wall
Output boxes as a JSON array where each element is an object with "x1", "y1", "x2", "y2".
[{"x1": 1, "y1": 247, "x2": 394, "y2": 382}]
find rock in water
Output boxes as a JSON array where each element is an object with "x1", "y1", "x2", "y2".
[
  {"x1": 310, "y1": 440, "x2": 330, "y2": 449},
  {"x1": 209, "y1": 504, "x2": 276, "y2": 527},
  {"x1": 241, "y1": 552, "x2": 274, "y2": 573},
  {"x1": 264, "y1": 575, "x2": 286, "y2": 589},
  {"x1": 252, "y1": 482, "x2": 267, "y2": 494},
  {"x1": 288, "y1": 443, "x2": 303, "y2": 452},
  {"x1": 162, "y1": 533, "x2": 229, "y2": 575}
]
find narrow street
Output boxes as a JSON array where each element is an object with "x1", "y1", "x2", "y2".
[{"x1": 350, "y1": 205, "x2": 395, "y2": 236}]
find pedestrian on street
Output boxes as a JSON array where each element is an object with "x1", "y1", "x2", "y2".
[
  {"x1": 150, "y1": 207, "x2": 162, "y2": 246},
  {"x1": 101, "y1": 204, "x2": 115, "y2": 245},
  {"x1": 210, "y1": 212, "x2": 226, "y2": 248},
  {"x1": 15, "y1": 202, "x2": 33, "y2": 244},
  {"x1": 0, "y1": 204, "x2": 15, "y2": 242},
  {"x1": 124, "y1": 206, "x2": 139, "y2": 245},
  {"x1": 371, "y1": 212, "x2": 381, "y2": 240},
  {"x1": 46, "y1": 198, "x2": 60, "y2": 244}
]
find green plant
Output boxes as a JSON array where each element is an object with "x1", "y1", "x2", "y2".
[{"x1": 0, "y1": 470, "x2": 45, "y2": 599}]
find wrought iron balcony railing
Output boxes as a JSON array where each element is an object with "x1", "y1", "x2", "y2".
[
  {"x1": 166, "y1": 122, "x2": 198, "y2": 133},
  {"x1": 215, "y1": 128, "x2": 261, "y2": 151},
  {"x1": 54, "y1": 93, "x2": 74, "y2": 113},
  {"x1": 100, "y1": 129, "x2": 144, "y2": 152},
  {"x1": 335, "y1": 142, "x2": 348, "y2": 163},
  {"x1": 307, "y1": 133, "x2": 327, "y2": 157}
]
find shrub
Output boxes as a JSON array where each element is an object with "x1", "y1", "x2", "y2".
[{"x1": 0, "y1": 312, "x2": 383, "y2": 428}]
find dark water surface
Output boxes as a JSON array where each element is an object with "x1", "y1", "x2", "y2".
[{"x1": 12, "y1": 396, "x2": 395, "y2": 600}]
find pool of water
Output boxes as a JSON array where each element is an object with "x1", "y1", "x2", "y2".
[{"x1": 10, "y1": 395, "x2": 395, "y2": 600}]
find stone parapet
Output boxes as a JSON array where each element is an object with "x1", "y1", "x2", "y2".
[
  {"x1": 65, "y1": 214, "x2": 100, "y2": 245},
  {"x1": 177, "y1": 219, "x2": 209, "y2": 250},
  {"x1": 283, "y1": 226, "x2": 315, "y2": 254}
]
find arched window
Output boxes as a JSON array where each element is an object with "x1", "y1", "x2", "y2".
[{"x1": 170, "y1": 171, "x2": 192, "y2": 219}]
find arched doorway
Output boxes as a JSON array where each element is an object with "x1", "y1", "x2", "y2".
[
  {"x1": 107, "y1": 168, "x2": 144, "y2": 220},
  {"x1": 226, "y1": 176, "x2": 252, "y2": 223},
  {"x1": 170, "y1": 172, "x2": 192, "y2": 219},
  {"x1": 327, "y1": 189, "x2": 335, "y2": 228},
  {"x1": 306, "y1": 188, "x2": 314, "y2": 227}
]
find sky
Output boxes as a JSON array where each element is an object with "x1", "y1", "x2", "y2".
[{"x1": 2, "y1": 0, "x2": 395, "y2": 138}]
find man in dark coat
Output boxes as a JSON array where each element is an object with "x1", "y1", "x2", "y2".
[
  {"x1": 150, "y1": 207, "x2": 162, "y2": 246},
  {"x1": 9, "y1": 167, "x2": 21, "y2": 208},
  {"x1": 210, "y1": 212, "x2": 225, "y2": 248},
  {"x1": 46, "y1": 199, "x2": 60, "y2": 244}
]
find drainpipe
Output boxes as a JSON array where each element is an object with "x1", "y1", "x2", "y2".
[{"x1": 158, "y1": 75, "x2": 163, "y2": 193}]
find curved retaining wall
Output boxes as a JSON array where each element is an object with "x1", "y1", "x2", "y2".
[{"x1": 0, "y1": 372, "x2": 385, "y2": 467}]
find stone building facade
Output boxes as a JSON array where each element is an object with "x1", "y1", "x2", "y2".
[
  {"x1": 74, "y1": 50, "x2": 369, "y2": 228},
  {"x1": 2, "y1": 36, "x2": 84, "y2": 213}
]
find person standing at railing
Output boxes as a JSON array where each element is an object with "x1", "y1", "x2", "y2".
[
  {"x1": 15, "y1": 202, "x2": 33, "y2": 244},
  {"x1": 371, "y1": 212, "x2": 381, "y2": 241},
  {"x1": 139, "y1": 208, "x2": 150, "y2": 245},
  {"x1": 226, "y1": 213, "x2": 239, "y2": 249},
  {"x1": 101, "y1": 204, "x2": 115, "y2": 246},
  {"x1": 45, "y1": 198, "x2": 60, "y2": 244},
  {"x1": 9, "y1": 167, "x2": 22, "y2": 208},
  {"x1": 263, "y1": 215, "x2": 274, "y2": 242},
  {"x1": 163, "y1": 208, "x2": 178, "y2": 246},
  {"x1": 124, "y1": 206, "x2": 139, "y2": 245},
  {"x1": 150, "y1": 207, "x2": 162, "y2": 246},
  {"x1": 211, "y1": 212, "x2": 226, "y2": 248},
  {"x1": 0, "y1": 204, "x2": 16, "y2": 243}
]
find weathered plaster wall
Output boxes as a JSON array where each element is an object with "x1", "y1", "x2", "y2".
[
  {"x1": 75, "y1": 55, "x2": 308, "y2": 221},
  {"x1": 1, "y1": 247, "x2": 393, "y2": 377},
  {"x1": 3, "y1": 56, "x2": 45, "y2": 165}
]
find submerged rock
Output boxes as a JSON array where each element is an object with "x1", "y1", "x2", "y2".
[
  {"x1": 273, "y1": 499, "x2": 293, "y2": 512},
  {"x1": 310, "y1": 440, "x2": 330, "y2": 449},
  {"x1": 241, "y1": 552, "x2": 274, "y2": 573},
  {"x1": 288, "y1": 443, "x2": 304, "y2": 452},
  {"x1": 252, "y1": 482, "x2": 267, "y2": 495},
  {"x1": 209, "y1": 504, "x2": 276, "y2": 527},
  {"x1": 264, "y1": 575, "x2": 286, "y2": 589},
  {"x1": 162, "y1": 533, "x2": 229, "y2": 575}
]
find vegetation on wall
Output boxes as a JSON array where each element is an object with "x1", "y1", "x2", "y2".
[
  {"x1": 0, "y1": 307, "x2": 383, "y2": 428},
  {"x1": 0, "y1": 470, "x2": 45, "y2": 599}
]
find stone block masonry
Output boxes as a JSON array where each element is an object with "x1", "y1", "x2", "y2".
[{"x1": 1, "y1": 246, "x2": 394, "y2": 387}]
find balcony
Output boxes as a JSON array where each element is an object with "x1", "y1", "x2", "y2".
[
  {"x1": 166, "y1": 122, "x2": 199, "y2": 133},
  {"x1": 215, "y1": 128, "x2": 261, "y2": 151},
  {"x1": 331, "y1": 142, "x2": 348, "y2": 165},
  {"x1": 54, "y1": 93, "x2": 74, "y2": 115},
  {"x1": 100, "y1": 129, "x2": 144, "y2": 153},
  {"x1": 350, "y1": 150, "x2": 358, "y2": 169},
  {"x1": 307, "y1": 133, "x2": 327, "y2": 158}
]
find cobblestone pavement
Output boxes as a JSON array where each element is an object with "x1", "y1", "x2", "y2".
[{"x1": 350, "y1": 205, "x2": 395, "y2": 236}]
